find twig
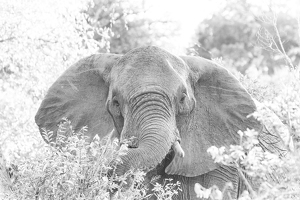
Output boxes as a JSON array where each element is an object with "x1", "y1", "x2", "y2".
[
  {"x1": 235, "y1": 162, "x2": 257, "y2": 198},
  {"x1": 0, "y1": 37, "x2": 15, "y2": 43},
  {"x1": 285, "y1": 90, "x2": 295, "y2": 151},
  {"x1": 271, "y1": 12, "x2": 295, "y2": 70},
  {"x1": 257, "y1": 11, "x2": 296, "y2": 70},
  {"x1": 298, "y1": 15, "x2": 300, "y2": 48}
]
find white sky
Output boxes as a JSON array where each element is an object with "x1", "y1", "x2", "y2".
[
  {"x1": 141, "y1": 0, "x2": 300, "y2": 54},
  {"x1": 144, "y1": 0, "x2": 225, "y2": 53}
]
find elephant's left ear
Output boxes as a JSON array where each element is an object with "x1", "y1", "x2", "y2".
[
  {"x1": 166, "y1": 56, "x2": 262, "y2": 177},
  {"x1": 35, "y1": 54, "x2": 122, "y2": 143}
]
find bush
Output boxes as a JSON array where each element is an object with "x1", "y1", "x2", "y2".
[{"x1": 1, "y1": 119, "x2": 182, "y2": 199}]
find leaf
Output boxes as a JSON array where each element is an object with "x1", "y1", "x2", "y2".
[
  {"x1": 210, "y1": 185, "x2": 223, "y2": 200},
  {"x1": 194, "y1": 183, "x2": 211, "y2": 199}
]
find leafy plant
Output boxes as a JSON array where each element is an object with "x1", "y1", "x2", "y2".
[
  {"x1": 0, "y1": 118, "x2": 181, "y2": 200},
  {"x1": 152, "y1": 178, "x2": 181, "y2": 200}
]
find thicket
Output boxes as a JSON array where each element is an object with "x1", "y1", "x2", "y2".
[
  {"x1": 1, "y1": 0, "x2": 299, "y2": 199},
  {"x1": 193, "y1": 0, "x2": 300, "y2": 75}
]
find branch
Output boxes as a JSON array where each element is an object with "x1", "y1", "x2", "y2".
[
  {"x1": 37, "y1": 38, "x2": 58, "y2": 44},
  {"x1": 257, "y1": 11, "x2": 296, "y2": 70},
  {"x1": 0, "y1": 37, "x2": 15, "y2": 43},
  {"x1": 103, "y1": 13, "x2": 125, "y2": 29},
  {"x1": 235, "y1": 162, "x2": 257, "y2": 199},
  {"x1": 298, "y1": 16, "x2": 300, "y2": 50},
  {"x1": 271, "y1": 12, "x2": 295, "y2": 70}
]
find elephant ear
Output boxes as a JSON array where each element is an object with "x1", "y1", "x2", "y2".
[
  {"x1": 166, "y1": 56, "x2": 262, "y2": 177},
  {"x1": 35, "y1": 54, "x2": 122, "y2": 143}
]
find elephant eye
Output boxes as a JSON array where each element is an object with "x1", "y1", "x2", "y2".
[
  {"x1": 112, "y1": 96, "x2": 120, "y2": 107},
  {"x1": 113, "y1": 99, "x2": 120, "y2": 107},
  {"x1": 111, "y1": 97, "x2": 121, "y2": 116},
  {"x1": 180, "y1": 93, "x2": 186, "y2": 104}
]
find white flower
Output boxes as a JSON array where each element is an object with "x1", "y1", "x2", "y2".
[{"x1": 194, "y1": 183, "x2": 211, "y2": 199}]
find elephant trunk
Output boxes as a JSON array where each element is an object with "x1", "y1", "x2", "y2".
[
  {"x1": 116, "y1": 92, "x2": 178, "y2": 174},
  {"x1": 117, "y1": 133, "x2": 172, "y2": 174}
]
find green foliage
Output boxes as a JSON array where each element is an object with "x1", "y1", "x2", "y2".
[
  {"x1": 1, "y1": 120, "x2": 181, "y2": 199},
  {"x1": 85, "y1": 0, "x2": 179, "y2": 54},
  {"x1": 0, "y1": 0, "x2": 102, "y2": 162},
  {"x1": 152, "y1": 179, "x2": 181, "y2": 200},
  {"x1": 194, "y1": 0, "x2": 300, "y2": 74}
]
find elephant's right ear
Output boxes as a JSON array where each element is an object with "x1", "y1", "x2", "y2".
[
  {"x1": 166, "y1": 56, "x2": 262, "y2": 177},
  {"x1": 35, "y1": 54, "x2": 122, "y2": 142}
]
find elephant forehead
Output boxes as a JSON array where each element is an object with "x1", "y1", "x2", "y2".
[
  {"x1": 108, "y1": 46, "x2": 191, "y2": 98},
  {"x1": 111, "y1": 60, "x2": 188, "y2": 96}
]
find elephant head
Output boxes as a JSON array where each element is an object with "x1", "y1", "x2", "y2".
[{"x1": 35, "y1": 46, "x2": 261, "y2": 178}]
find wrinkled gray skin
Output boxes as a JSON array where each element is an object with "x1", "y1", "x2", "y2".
[{"x1": 35, "y1": 46, "x2": 287, "y2": 200}]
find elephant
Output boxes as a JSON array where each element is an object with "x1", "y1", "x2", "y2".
[{"x1": 35, "y1": 46, "x2": 288, "y2": 199}]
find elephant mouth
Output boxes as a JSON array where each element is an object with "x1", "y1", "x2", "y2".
[
  {"x1": 144, "y1": 140, "x2": 184, "y2": 174},
  {"x1": 148, "y1": 147, "x2": 176, "y2": 175},
  {"x1": 119, "y1": 124, "x2": 184, "y2": 173},
  {"x1": 124, "y1": 139, "x2": 184, "y2": 173},
  {"x1": 127, "y1": 140, "x2": 184, "y2": 156}
]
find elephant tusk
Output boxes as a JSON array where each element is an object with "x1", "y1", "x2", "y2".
[{"x1": 172, "y1": 141, "x2": 185, "y2": 158}]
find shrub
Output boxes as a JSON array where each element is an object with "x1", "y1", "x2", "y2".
[{"x1": 0, "y1": 118, "x2": 182, "y2": 199}]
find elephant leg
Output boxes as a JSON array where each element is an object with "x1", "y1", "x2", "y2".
[
  {"x1": 196, "y1": 166, "x2": 242, "y2": 200},
  {"x1": 147, "y1": 165, "x2": 245, "y2": 200},
  {"x1": 192, "y1": 166, "x2": 247, "y2": 200}
]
